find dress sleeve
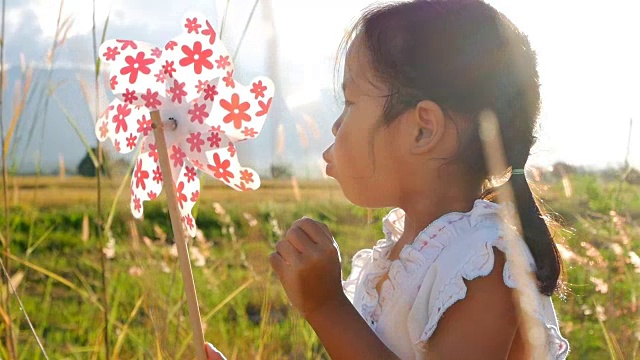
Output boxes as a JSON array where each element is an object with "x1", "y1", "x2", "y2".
[
  {"x1": 407, "y1": 226, "x2": 499, "y2": 350},
  {"x1": 406, "y1": 224, "x2": 570, "y2": 359},
  {"x1": 342, "y1": 249, "x2": 373, "y2": 303}
]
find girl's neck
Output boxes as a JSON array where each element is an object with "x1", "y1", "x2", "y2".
[{"x1": 395, "y1": 184, "x2": 482, "y2": 249}]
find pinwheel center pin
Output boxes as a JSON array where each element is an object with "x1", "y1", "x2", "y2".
[{"x1": 165, "y1": 116, "x2": 178, "y2": 130}]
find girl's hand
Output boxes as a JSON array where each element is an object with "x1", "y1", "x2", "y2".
[
  {"x1": 269, "y1": 217, "x2": 344, "y2": 318},
  {"x1": 205, "y1": 343, "x2": 226, "y2": 360}
]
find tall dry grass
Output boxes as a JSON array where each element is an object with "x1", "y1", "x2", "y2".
[{"x1": 1, "y1": 1, "x2": 637, "y2": 358}]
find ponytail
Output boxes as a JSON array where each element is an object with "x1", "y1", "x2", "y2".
[{"x1": 482, "y1": 172, "x2": 562, "y2": 296}]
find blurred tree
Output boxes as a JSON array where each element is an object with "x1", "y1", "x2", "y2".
[
  {"x1": 624, "y1": 168, "x2": 640, "y2": 185},
  {"x1": 270, "y1": 162, "x2": 293, "y2": 179},
  {"x1": 77, "y1": 147, "x2": 109, "y2": 177}
]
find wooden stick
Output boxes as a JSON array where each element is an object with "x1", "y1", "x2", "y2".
[{"x1": 150, "y1": 110, "x2": 207, "y2": 360}]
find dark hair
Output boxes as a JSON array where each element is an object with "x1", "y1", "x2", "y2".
[{"x1": 342, "y1": 0, "x2": 562, "y2": 296}]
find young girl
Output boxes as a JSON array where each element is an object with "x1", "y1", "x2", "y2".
[{"x1": 208, "y1": 0, "x2": 569, "y2": 358}]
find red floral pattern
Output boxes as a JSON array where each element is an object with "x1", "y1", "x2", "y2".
[
  {"x1": 227, "y1": 142, "x2": 236, "y2": 157},
  {"x1": 154, "y1": 70, "x2": 166, "y2": 83},
  {"x1": 186, "y1": 132, "x2": 204, "y2": 153},
  {"x1": 185, "y1": 18, "x2": 201, "y2": 34},
  {"x1": 148, "y1": 143, "x2": 159, "y2": 162},
  {"x1": 185, "y1": 166, "x2": 197, "y2": 183},
  {"x1": 134, "y1": 159, "x2": 149, "y2": 190},
  {"x1": 126, "y1": 133, "x2": 138, "y2": 150},
  {"x1": 215, "y1": 55, "x2": 231, "y2": 70},
  {"x1": 165, "y1": 40, "x2": 177, "y2": 50},
  {"x1": 188, "y1": 102, "x2": 209, "y2": 124},
  {"x1": 170, "y1": 145, "x2": 186, "y2": 168},
  {"x1": 179, "y1": 41, "x2": 213, "y2": 75},
  {"x1": 163, "y1": 60, "x2": 176, "y2": 78},
  {"x1": 241, "y1": 127, "x2": 258, "y2": 138},
  {"x1": 220, "y1": 93, "x2": 250, "y2": 129},
  {"x1": 112, "y1": 103, "x2": 131, "y2": 134},
  {"x1": 120, "y1": 51, "x2": 155, "y2": 84},
  {"x1": 169, "y1": 80, "x2": 187, "y2": 104},
  {"x1": 176, "y1": 181, "x2": 188, "y2": 209},
  {"x1": 123, "y1": 88, "x2": 138, "y2": 104},
  {"x1": 151, "y1": 47, "x2": 162, "y2": 58},
  {"x1": 256, "y1": 97, "x2": 272, "y2": 117},
  {"x1": 240, "y1": 169, "x2": 254, "y2": 183},
  {"x1": 203, "y1": 84, "x2": 218, "y2": 101},
  {"x1": 136, "y1": 115, "x2": 153, "y2": 136},
  {"x1": 207, "y1": 153, "x2": 234, "y2": 182},
  {"x1": 103, "y1": 46, "x2": 120, "y2": 61},
  {"x1": 223, "y1": 70, "x2": 235, "y2": 88},
  {"x1": 99, "y1": 121, "x2": 109, "y2": 139},
  {"x1": 141, "y1": 89, "x2": 161, "y2": 109},
  {"x1": 116, "y1": 39, "x2": 137, "y2": 50},
  {"x1": 202, "y1": 20, "x2": 217, "y2": 45},
  {"x1": 207, "y1": 131, "x2": 221, "y2": 148},
  {"x1": 250, "y1": 80, "x2": 267, "y2": 99},
  {"x1": 152, "y1": 166, "x2": 162, "y2": 184}
]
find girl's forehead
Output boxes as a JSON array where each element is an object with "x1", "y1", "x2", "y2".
[{"x1": 344, "y1": 38, "x2": 386, "y2": 96}]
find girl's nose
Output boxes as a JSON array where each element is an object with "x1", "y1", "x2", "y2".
[{"x1": 331, "y1": 116, "x2": 343, "y2": 136}]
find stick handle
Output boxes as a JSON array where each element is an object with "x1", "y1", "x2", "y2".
[{"x1": 151, "y1": 111, "x2": 207, "y2": 360}]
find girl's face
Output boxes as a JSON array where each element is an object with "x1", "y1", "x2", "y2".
[{"x1": 322, "y1": 38, "x2": 406, "y2": 208}]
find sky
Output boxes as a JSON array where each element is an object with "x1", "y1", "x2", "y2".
[{"x1": 3, "y1": 0, "x2": 640, "y2": 173}]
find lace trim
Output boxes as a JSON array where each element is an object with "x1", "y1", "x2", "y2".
[
  {"x1": 354, "y1": 200, "x2": 499, "y2": 328},
  {"x1": 343, "y1": 249, "x2": 373, "y2": 303}
]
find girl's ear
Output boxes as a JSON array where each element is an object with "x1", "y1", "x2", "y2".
[{"x1": 409, "y1": 100, "x2": 446, "y2": 155}]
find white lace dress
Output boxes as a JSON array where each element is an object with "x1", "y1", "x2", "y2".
[{"x1": 342, "y1": 199, "x2": 569, "y2": 359}]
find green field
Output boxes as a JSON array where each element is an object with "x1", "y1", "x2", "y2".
[{"x1": 0, "y1": 174, "x2": 638, "y2": 359}]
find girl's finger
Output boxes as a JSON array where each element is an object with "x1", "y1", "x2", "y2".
[
  {"x1": 275, "y1": 239, "x2": 300, "y2": 265},
  {"x1": 311, "y1": 218, "x2": 334, "y2": 240},
  {"x1": 297, "y1": 218, "x2": 333, "y2": 247},
  {"x1": 285, "y1": 225, "x2": 314, "y2": 252},
  {"x1": 269, "y1": 251, "x2": 287, "y2": 275}
]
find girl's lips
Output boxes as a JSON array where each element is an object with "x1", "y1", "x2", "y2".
[
  {"x1": 322, "y1": 148, "x2": 332, "y2": 165},
  {"x1": 322, "y1": 151, "x2": 333, "y2": 176}
]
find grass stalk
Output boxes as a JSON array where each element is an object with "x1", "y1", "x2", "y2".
[
  {"x1": 596, "y1": 301, "x2": 625, "y2": 360},
  {"x1": 51, "y1": 94, "x2": 98, "y2": 165},
  {"x1": 232, "y1": 0, "x2": 260, "y2": 62},
  {"x1": 614, "y1": 118, "x2": 633, "y2": 211},
  {"x1": 0, "y1": 0, "x2": 16, "y2": 355},
  {"x1": 0, "y1": 257, "x2": 48, "y2": 359},
  {"x1": 219, "y1": 0, "x2": 232, "y2": 39},
  {"x1": 13, "y1": 0, "x2": 70, "y2": 172},
  {"x1": 92, "y1": 1, "x2": 110, "y2": 358},
  {"x1": 25, "y1": 153, "x2": 41, "y2": 256},
  {"x1": 176, "y1": 277, "x2": 255, "y2": 358},
  {"x1": 111, "y1": 295, "x2": 144, "y2": 359}
]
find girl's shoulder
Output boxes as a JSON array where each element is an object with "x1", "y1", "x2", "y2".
[{"x1": 403, "y1": 200, "x2": 570, "y2": 358}]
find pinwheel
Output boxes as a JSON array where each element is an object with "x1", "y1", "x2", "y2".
[{"x1": 94, "y1": 15, "x2": 274, "y2": 359}]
